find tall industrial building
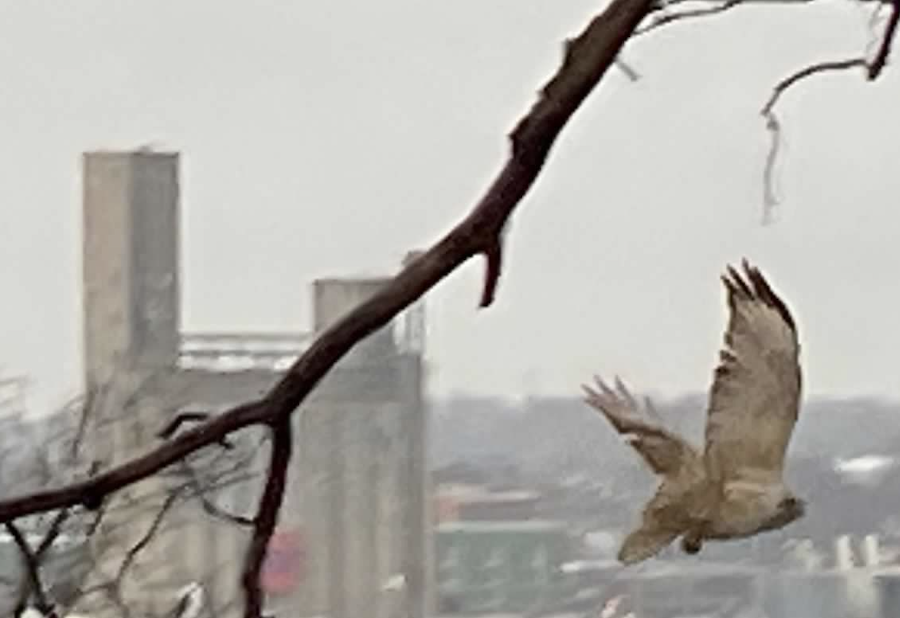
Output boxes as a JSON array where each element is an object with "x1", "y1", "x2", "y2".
[{"x1": 80, "y1": 150, "x2": 433, "y2": 617}]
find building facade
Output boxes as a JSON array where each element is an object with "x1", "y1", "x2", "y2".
[{"x1": 80, "y1": 150, "x2": 433, "y2": 617}]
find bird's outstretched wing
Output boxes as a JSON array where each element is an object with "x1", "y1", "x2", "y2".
[
  {"x1": 582, "y1": 376, "x2": 701, "y2": 477},
  {"x1": 703, "y1": 260, "x2": 802, "y2": 484}
]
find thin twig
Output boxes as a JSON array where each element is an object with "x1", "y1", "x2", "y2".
[
  {"x1": 19, "y1": 510, "x2": 73, "y2": 616},
  {"x1": 758, "y1": 0, "x2": 899, "y2": 221},
  {"x1": 158, "y1": 412, "x2": 212, "y2": 439},
  {"x1": 635, "y1": 0, "x2": 743, "y2": 35},
  {"x1": 759, "y1": 58, "x2": 867, "y2": 221},
  {"x1": 180, "y1": 462, "x2": 255, "y2": 527},
  {"x1": 84, "y1": 500, "x2": 108, "y2": 537},
  {"x1": 761, "y1": 58, "x2": 868, "y2": 117},
  {"x1": 761, "y1": 114, "x2": 783, "y2": 225},
  {"x1": 159, "y1": 411, "x2": 234, "y2": 449},
  {"x1": 114, "y1": 488, "x2": 183, "y2": 590},
  {"x1": 615, "y1": 57, "x2": 642, "y2": 81}
]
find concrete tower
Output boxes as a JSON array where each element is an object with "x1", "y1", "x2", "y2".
[{"x1": 82, "y1": 150, "x2": 180, "y2": 390}]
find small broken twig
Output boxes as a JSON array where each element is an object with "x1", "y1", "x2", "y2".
[{"x1": 615, "y1": 57, "x2": 642, "y2": 81}]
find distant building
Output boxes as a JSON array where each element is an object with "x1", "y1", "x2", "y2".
[
  {"x1": 79, "y1": 150, "x2": 433, "y2": 618},
  {"x1": 436, "y1": 484, "x2": 541, "y2": 523},
  {"x1": 435, "y1": 520, "x2": 571, "y2": 614}
]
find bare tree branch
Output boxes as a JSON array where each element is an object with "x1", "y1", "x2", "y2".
[
  {"x1": 0, "y1": 0, "x2": 655, "y2": 538},
  {"x1": 179, "y1": 461, "x2": 255, "y2": 528},
  {"x1": 761, "y1": 58, "x2": 869, "y2": 117},
  {"x1": 195, "y1": 491, "x2": 254, "y2": 528},
  {"x1": 6, "y1": 521, "x2": 54, "y2": 617},
  {"x1": 479, "y1": 240, "x2": 504, "y2": 307},
  {"x1": 114, "y1": 489, "x2": 182, "y2": 592},
  {"x1": 158, "y1": 412, "x2": 212, "y2": 440},
  {"x1": 759, "y1": 58, "x2": 867, "y2": 220},
  {"x1": 160, "y1": 412, "x2": 234, "y2": 450},
  {"x1": 868, "y1": 0, "x2": 900, "y2": 79},
  {"x1": 7, "y1": 509, "x2": 72, "y2": 616},
  {"x1": 758, "y1": 0, "x2": 899, "y2": 220},
  {"x1": 241, "y1": 420, "x2": 292, "y2": 618},
  {"x1": 635, "y1": 0, "x2": 743, "y2": 35}
]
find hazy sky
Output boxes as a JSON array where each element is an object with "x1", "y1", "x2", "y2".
[{"x1": 2, "y1": 0, "x2": 899, "y2": 413}]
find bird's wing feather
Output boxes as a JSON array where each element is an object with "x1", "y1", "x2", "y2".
[
  {"x1": 703, "y1": 259, "x2": 802, "y2": 484},
  {"x1": 582, "y1": 376, "x2": 701, "y2": 478}
]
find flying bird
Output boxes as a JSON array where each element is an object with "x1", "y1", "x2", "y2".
[{"x1": 582, "y1": 260, "x2": 804, "y2": 565}]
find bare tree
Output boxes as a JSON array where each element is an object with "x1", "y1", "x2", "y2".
[
  {"x1": 1, "y1": 1, "x2": 896, "y2": 617},
  {"x1": 0, "y1": 383, "x2": 260, "y2": 618}
]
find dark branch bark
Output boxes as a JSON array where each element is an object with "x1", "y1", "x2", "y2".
[
  {"x1": 0, "y1": 400, "x2": 268, "y2": 520},
  {"x1": 160, "y1": 412, "x2": 235, "y2": 449},
  {"x1": 761, "y1": 58, "x2": 868, "y2": 117},
  {"x1": 242, "y1": 420, "x2": 292, "y2": 618},
  {"x1": 480, "y1": 241, "x2": 504, "y2": 307},
  {"x1": 158, "y1": 412, "x2": 211, "y2": 439},
  {"x1": 7, "y1": 521, "x2": 53, "y2": 617},
  {"x1": 869, "y1": 0, "x2": 900, "y2": 79},
  {"x1": 196, "y1": 492, "x2": 254, "y2": 528}
]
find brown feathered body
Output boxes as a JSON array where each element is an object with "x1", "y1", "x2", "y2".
[{"x1": 582, "y1": 260, "x2": 805, "y2": 564}]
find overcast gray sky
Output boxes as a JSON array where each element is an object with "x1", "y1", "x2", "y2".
[{"x1": 2, "y1": 0, "x2": 899, "y2": 412}]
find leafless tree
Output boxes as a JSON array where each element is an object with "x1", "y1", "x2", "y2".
[
  {"x1": 1, "y1": 1, "x2": 896, "y2": 617},
  {"x1": 0, "y1": 383, "x2": 260, "y2": 618}
]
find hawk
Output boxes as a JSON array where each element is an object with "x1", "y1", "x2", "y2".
[{"x1": 582, "y1": 260, "x2": 804, "y2": 564}]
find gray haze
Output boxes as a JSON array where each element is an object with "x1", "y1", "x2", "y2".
[{"x1": 2, "y1": 0, "x2": 899, "y2": 413}]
